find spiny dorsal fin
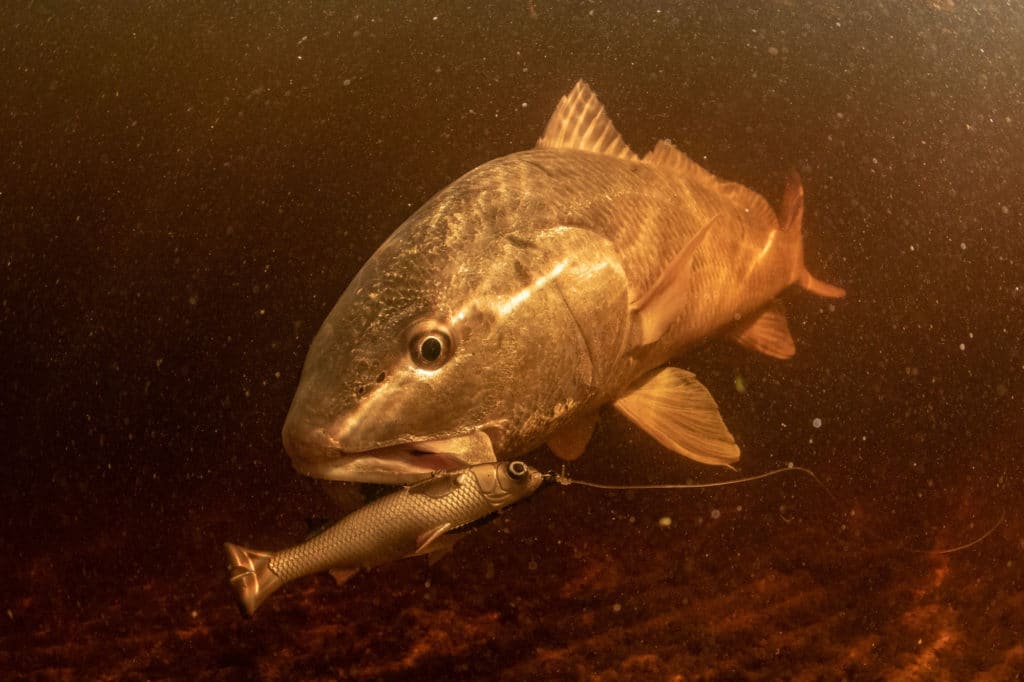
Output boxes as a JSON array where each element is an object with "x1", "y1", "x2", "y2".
[{"x1": 537, "y1": 80, "x2": 638, "y2": 161}]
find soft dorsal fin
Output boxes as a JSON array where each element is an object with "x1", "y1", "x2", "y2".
[
  {"x1": 537, "y1": 80, "x2": 638, "y2": 161},
  {"x1": 613, "y1": 367, "x2": 739, "y2": 467},
  {"x1": 645, "y1": 140, "x2": 778, "y2": 231},
  {"x1": 719, "y1": 182, "x2": 779, "y2": 231},
  {"x1": 644, "y1": 139, "x2": 721, "y2": 187}
]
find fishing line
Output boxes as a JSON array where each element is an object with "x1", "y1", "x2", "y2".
[
  {"x1": 544, "y1": 465, "x2": 1003, "y2": 556},
  {"x1": 914, "y1": 512, "x2": 1004, "y2": 555},
  {"x1": 547, "y1": 464, "x2": 836, "y2": 501}
]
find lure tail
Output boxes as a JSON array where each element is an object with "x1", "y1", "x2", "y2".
[{"x1": 224, "y1": 542, "x2": 284, "y2": 616}]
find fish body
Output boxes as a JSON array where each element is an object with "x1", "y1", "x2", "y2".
[
  {"x1": 283, "y1": 81, "x2": 844, "y2": 483},
  {"x1": 224, "y1": 461, "x2": 543, "y2": 615}
]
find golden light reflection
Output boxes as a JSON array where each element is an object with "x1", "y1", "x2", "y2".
[
  {"x1": 495, "y1": 259, "x2": 569, "y2": 317},
  {"x1": 451, "y1": 258, "x2": 570, "y2": 325},
  {"x1": 740, "y1": 229, "x2": 778, "y2": 284}
]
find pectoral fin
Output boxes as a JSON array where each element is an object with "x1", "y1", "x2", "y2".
[
  {"x1": 547, "y1": 412, "x2": 599, "y2": 461},
  {"x1": 630, "y1": 219, "x2": 714, "y2": 345},
  {"x1": 614, "y1": 367, "x2": 739, "y2": 467},
  {"x1": 729, "y1": 300, "x2": 796, "y2": 359}
]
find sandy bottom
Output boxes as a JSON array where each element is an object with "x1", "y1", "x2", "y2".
[{"x1": 3, "y1": 459, "x2": 1021, "y2": 681}]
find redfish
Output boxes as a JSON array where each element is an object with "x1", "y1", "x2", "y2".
[{"x1": 282, "y1": 81, "x2": 844, "y2": 483}]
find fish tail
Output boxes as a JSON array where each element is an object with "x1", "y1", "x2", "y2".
[
  {"x1": 224, "y1": 542, "x2": 284, "y2": 616},
  {"x1": 781, "y1": 170, "x2": 847, "y2": 299}
]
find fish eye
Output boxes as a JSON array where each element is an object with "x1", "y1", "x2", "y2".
[
  {"x1": 408, "y1": 323, "x2": 453, "y2": 370},
  {"x1": 507, "y1": 461, "x2": 529, "y2": 480}
]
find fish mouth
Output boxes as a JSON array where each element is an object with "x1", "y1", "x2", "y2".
[{"x1": 288, "y1": 430, "x2": 498, "y2": 484}]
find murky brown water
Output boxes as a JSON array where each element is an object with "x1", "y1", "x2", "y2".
[{"x1": 3, "y1": 2, "x2": 1022, "y2": 679}]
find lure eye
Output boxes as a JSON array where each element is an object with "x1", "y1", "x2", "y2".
[
  {"x1": 408, "y1": 324, "x2": 453, "y2": 370},
  {"x1": 507, "y1": 461, "x2": 529, "y2": 480}
]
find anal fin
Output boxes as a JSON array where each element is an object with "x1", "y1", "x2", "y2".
[
  {"x1": 414, "y1": 523, "x2": 453, "y2": 556},
  {"x1": 547, "y1": 412, "x2": 598, "y2": 461},
  {"x1": 328, "y1": 567, "x2": 359, "y2": 585},
  {"x1": 424, "y1": 535, "x2": 460, "y2": 566},
  {"x1": 613, "y1": 367, "x2": 739, "y2": 467},
  {"x1": 729, "y1": 300, "x2": 796, "y2": 359},
  {"x1": 414, "y1": 523, "x2": 460, "y2": 565}
]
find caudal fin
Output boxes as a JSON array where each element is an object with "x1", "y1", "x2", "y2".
[
  {"x1": 224, "y1": 542, "x2": 284, "y2": 617},
  {"x1": 780, "y1": 171, "x2": 847, "y2": 299},
  {"x1": 799, "y1": 270, "x2": 846, "y2": 298}
]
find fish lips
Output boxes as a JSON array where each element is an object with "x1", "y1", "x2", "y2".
[{"x1": 287, "y1": 430, "x2": 499, "y2": 484}]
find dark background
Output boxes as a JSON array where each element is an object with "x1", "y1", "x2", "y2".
[{"x1": 2, "y1": 1, "x2": 1022, "y2": 678}]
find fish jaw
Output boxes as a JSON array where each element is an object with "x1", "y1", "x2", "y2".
[{"x1": 283, "y1": 425, "x2": 499, "y2": 484}]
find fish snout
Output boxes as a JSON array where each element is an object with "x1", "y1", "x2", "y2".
[
  {"x1": 282, "y1": 409, "x2": 342, "y2": 469},
  {"x1": 282, "y1": 402, "x2": 381, "y2": 479}
]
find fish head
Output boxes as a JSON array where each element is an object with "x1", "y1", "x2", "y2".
[
  {"x1": 466, "y1": 460, "x2": 545, "y2": 508},
  {"x1": 283, "y1": 202, "x2": 628, "y2": 484}
]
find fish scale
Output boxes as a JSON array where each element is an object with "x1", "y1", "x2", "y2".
[{"x1": 269, "y1": 475, "x2": 495, "y2": 582}]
